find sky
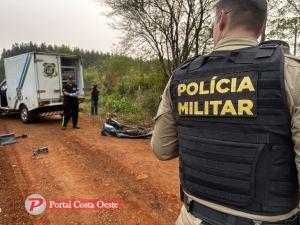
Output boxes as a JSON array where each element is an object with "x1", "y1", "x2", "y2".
[{"x1": 0, "y1": 0, "x2": 119, "y2": 54}]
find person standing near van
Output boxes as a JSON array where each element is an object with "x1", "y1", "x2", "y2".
[
  {"x1": 90, "y1": 84, "x2": 99, "y2": 116},
  {"x1": 61, "y1": 75, "x2": 80, "y2": 129}
]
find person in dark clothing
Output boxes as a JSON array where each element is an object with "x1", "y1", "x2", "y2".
[
  {"x1": 61, "y1": 76, "x2": 80, "y2": 130},
  {"x1": 0, "y1": 89, "x2": 8, "y2": 107},
  {"x1": 90, "y1": 84, "x2": 99, "y2": 116}
]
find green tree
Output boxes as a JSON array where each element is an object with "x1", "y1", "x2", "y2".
[
  {"x1": 267, "y1": 0, "x2": 300, "y2": 55},
  {"x1": 102, "y1": 0, "x2": 214, "y2": 78}
]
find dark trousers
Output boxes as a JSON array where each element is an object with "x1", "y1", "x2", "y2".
[
  {"x1": 91, "y1": 99, "x2": 98, "y2": 115},
  {"x1": 62, "y1": 100, "x2": 79, "y2": 128}
]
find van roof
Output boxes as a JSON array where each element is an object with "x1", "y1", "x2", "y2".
[{"x1": 4, "y1": 52, "x2": 81, "y2": 60}]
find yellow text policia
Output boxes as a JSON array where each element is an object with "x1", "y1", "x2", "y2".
[{"x1": 177, "y1": 75, "x2": 257, "y2": 117}]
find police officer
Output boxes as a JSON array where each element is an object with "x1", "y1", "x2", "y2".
[
  {"x1": 62, "y1": 75, "x2": 80, "y2": 130},
  {"x1": 151, "y1": 0, "x2": 300, "y2": 224}
]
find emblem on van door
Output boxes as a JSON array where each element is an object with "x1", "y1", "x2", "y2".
[{"x1": 43, "y1": 63, "x2": 58, "y2": 78}]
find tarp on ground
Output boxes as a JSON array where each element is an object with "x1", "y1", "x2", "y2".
[{"x1": 101, "y1": 117, "x2": 152, "y2": 139}]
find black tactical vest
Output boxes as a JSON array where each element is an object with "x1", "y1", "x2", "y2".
[{"x1": 171, "y1": 41, "x2": 299, "y2": 215}]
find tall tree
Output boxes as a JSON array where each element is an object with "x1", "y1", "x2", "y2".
[
  {"x1": 267, "y1": 0, "x2": 300, "y2": 55},
  {"x1": 287, "y1": 0, "x2": 300, "y2": 15},
  {"x1": 102, "y1": 0, "x2": 214, "y2": 78}
]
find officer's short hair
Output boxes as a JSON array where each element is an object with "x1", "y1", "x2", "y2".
[{"x1": 215, "y1": 0, "x2": 267, "y2": 33}]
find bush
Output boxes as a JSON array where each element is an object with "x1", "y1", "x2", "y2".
[
  {"x1": 81, "y1": 55, "x2": 168, "y2": 125},
  {"x1": 101, "y1": 94, "x2": 140, "y2": 114}
]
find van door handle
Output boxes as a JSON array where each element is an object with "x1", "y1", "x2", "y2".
[
  {"x1": 37, "y1": 90, "x2": 46, "y2": 93},
  {"x1": 54, "y1": 89, "x2": 61, "y2": 93}
]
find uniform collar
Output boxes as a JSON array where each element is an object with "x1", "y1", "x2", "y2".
[{"x1": 214, "y1": 37, "x2": 259, "y2": 51}]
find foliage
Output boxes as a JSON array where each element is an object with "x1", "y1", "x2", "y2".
[
  {"x1": 103, "y1": 0, "x2": 300, "y2": 78},
  {"x1": 266, "y1": 0, "x2": 300, "y2": 55},
  {"x1": 102, "y1": 0, "x2": 215, "y2": 78},
  {"x1": 82, "y1": 55, "x2": 167, "y2": 124}
]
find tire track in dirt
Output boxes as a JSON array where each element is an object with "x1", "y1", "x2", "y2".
[
  {"x1": 40, "y1": 121, "x2": 180, "y2": 224},
  {"x1": 1, "y1": 118, "x2": 122, "y2": 225},
  {"x1": 0, "y1": 122, "x2": 34, "y2": 225},
  {"x1": 62, "y1": 132, "x2": 181, "y2": 224}
]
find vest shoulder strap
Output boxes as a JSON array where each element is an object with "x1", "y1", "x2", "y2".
[
  {"x1": 259, "y1": 40, "x2": 289, "y2": 48},
  {"x1": 179, "y1": 56, "x2": 198, "y2": 69},
  {"x1": 175, "y1": 40, "x2": 287, "y2": 77}
]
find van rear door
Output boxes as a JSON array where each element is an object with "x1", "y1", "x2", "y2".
[{"x1": 36, "y1": 54, "x2": 61, "y2": 100}]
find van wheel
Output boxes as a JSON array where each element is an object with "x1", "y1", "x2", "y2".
[{"x1": 20, "y1": 105, "x2": 34, "y2": 124}]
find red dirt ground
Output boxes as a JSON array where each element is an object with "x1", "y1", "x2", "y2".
[{"x1": 0, "y1": 113, "x2": 181, "y2": 225}]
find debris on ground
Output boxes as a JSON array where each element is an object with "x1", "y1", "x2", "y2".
[
  {"x1": 0, "y1": 133, "x2": 28, "y2": 147},
  {"x1": 16, "y1": 134, "x2": 28, "y2": 139},
  {"x1": 101, "y1": 116, "x2": 152, "y2": 139},
  {"x1": 33, "y1": 147, "x2": 49, "y2": 156},
  {"x1": 0, "y1": 133, "x2": 17, "y2": 147},
  {"x1": 136, "y1": 174, "x2": 149, "y2": 180}
]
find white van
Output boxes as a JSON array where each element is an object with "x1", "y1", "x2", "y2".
[{"x1": 0, "y1": 52, "x2": 85, "y2": 123}]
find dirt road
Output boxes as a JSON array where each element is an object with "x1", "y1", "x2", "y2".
[{"x1": 0, "y1": 114, "x2": 181, "y2": 225}]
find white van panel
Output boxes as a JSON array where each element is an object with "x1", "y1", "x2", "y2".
[{"x1": 35, "y1": 54, "x2": 61, "y2": 100}]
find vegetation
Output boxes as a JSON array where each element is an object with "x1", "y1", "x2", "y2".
[
  {"x1": 82, "y1": 55, "x2": 166, "y2": 125},
  {"x1": 102, "y1": 0, "x2": 215, "y2": 78},
  {"x1": 102, "y1": 0, "x2": 299, "y2": 78}
]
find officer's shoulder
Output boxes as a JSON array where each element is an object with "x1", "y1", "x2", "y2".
[
  {"x1": 177, "y1": 55, "x2": 199, "y2": 70},
  {"x1": 284, "y1": 52, "x2": 300, "y2": 67},
  {"x1": 260, "y1": 40, "x2": 300, "y2": 66}
]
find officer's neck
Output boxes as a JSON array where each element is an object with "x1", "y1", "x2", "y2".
[{"x1": 221, "y1": 27, "x2": 259, "y2": 41}]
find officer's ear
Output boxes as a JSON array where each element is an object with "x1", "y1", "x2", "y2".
[
  {"x1": 256, "y1": 25, "x2": 265, "y2": 39},
  {"x1": 218, "y1": 10, "x2": 230, "y2": 32},
  {"x1": 256, "y1": 31, "x2": 262, "y2": 39}
]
